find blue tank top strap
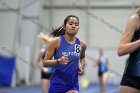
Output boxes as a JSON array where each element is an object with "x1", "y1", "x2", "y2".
[
  {"x1": 75, "y1": 37, "x2": 80, "y2": 45},
  {"x1": 60, "y1": 35, "x2": 63, "y2": 43}
]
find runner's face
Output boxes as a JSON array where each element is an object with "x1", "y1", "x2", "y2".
[{"x1": 65, "y1": 17, "x2": 79, "y2": 36}]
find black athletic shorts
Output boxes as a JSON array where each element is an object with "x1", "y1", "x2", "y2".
[
  {"x1": 98, "y1": 70, "x2": 107, "y2": 77},
  {"x1": 120, "y1": 74, "x2": 140, "y2": 90},
  {"x1": 41, "y1": 71, "x2": 52, "y2": 79}
]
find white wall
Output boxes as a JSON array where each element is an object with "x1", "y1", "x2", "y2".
[
  {"x1": 89, "y1": 9, "x2": 133, "y2": 47},
  {"x1": 0, "y1": 12, "x2": 17, "y2": 52},
  {"x1": 0, "y1": 0, "x2": 43, "y2": 86}
]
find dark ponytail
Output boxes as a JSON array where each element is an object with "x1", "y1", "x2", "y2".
[{"x1": 51, "y1": 26, "x2": 65, "y2": 37}]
